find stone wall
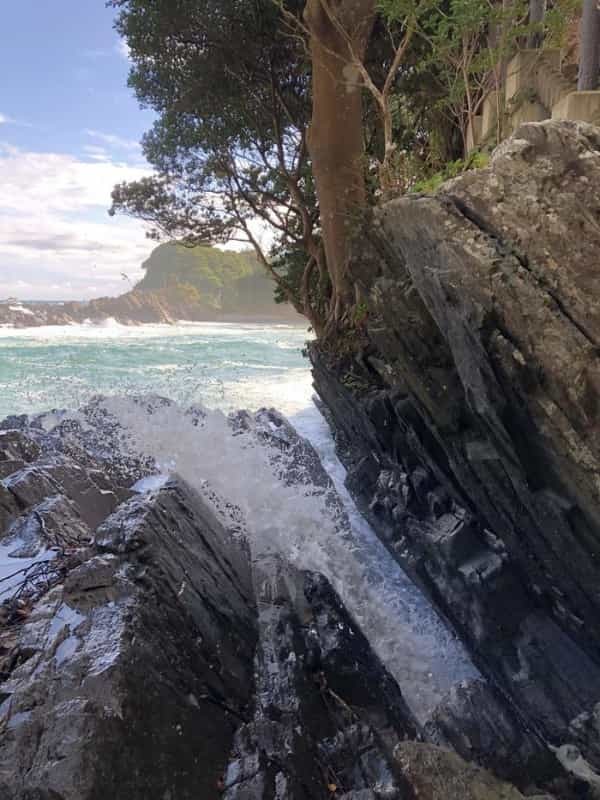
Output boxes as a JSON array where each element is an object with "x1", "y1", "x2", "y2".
[{"x1": 468, "y1": 49, "x2": 600, "y2": 152}]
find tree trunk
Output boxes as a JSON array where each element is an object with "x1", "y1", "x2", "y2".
[
  {"x1": 527, "y1": 0, "x2": 546, "y2": 49},
  {"x1": 578, "y1": 0, "x2": 600, "y2": 90},
  {"x1": 304, "y1": 0, "x2": 376, "y2": 322}
]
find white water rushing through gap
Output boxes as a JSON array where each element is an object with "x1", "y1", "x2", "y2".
[{"x1": 79, "y1": 395, "x2": 478, "y2": 722}]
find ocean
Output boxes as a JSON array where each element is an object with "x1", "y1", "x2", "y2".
[
  {"x1": 0, "y1": 319, "x2": 477, "y2": 721},
  {"x1": 0, "y1": 320, "x2": 313, "y2": 420}
]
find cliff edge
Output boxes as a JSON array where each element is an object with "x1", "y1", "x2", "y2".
[{"x1": 311, "y1": 119, "x2": 600, "y2": 784}]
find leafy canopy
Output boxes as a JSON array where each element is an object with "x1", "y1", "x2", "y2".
[{"x1": 109, "y1": 0, "x2": 315, "y2": 307}]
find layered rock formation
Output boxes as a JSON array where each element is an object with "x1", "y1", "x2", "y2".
[
  {"x1": 311, "y1": 120, "x2": 600, "y2": 790},
  {"x1": 0, "y1": 401, "x2": 575, "y2": 798},
  {"x1": 3, "y1": 119, "x2": 600, "y2": 796}
]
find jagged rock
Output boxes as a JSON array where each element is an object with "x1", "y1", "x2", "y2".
[
  {"x1": 0, "y1": 473, "x2": 430, "y2": 800},
  {"x1": 224, "y1": 555, "x2": 418, "y2": 799},
  {"x1": 0, "y1": 479, "x2": 257, "y2": 800},
  {"x1": 0, "y1": 398, "x2": 585, "y2": 798},
  {"x1": 0, "y1": 482, "x2": 20, "y2": 534},
  {"x1": 569, "y1": 704, "x2": 600, "y2": 772},
  {"x1": 310, "y1": 120, "x2": 600, "y2": 788},
  {"x1": 0, "y1": 286, "x2": 300, "y2": 329},
  {"x1": 2, "y1": 455, "x2": 120, "y2": 532},
  {"x1": 394, "y1": 742, "x2": 549, "y2": 800},
  {"x1": 425, "y1": 680, "x2": 557, "y2": 787},
  {"x1": 4, "y1": 495, "x2": 91, "y2": 557},
  {"x1": 0, "y1": 430, "x2": 40, "y2": 479}
]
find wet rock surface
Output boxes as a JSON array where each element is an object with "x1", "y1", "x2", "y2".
[
  {"x1": 310, "y1": 120, "x2": 600, "y2": 791},
  {"x1": 0, "y1": 479, "x2": 257, "y2": 800},
  {"x1": 224, "y1": 555, "x2": 417, "y2": 799},
  {"x1": 0, "y1": 400, "x2": 571, "y2": 798}
]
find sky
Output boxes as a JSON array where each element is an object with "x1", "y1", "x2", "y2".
[{"x1": 0, "y1": 0, "x2": 158, "y2": 300}]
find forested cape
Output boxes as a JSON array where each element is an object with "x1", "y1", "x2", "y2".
[
  {"x1": 136, "y1": 244, "x2": 276, "y2": 314},
  {"x1": 108, "y1": 0, "x2": 588, "y2": 337}
]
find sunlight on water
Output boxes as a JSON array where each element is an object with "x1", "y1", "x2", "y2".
[{"x1": 0, "y1": 321, "x2": 313, "y2": 418}]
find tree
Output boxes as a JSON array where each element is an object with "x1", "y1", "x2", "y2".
[
  {"x1": 109, "y1": 0, "x2": 575, "y2": 336},
  {"x1": 303, "y1": 0, "x2": 375, "y2": 323},
  {"x1": 110, "y1": 0, "x2": 435, "y2": 333},
  {"x1": 527, "y1": 0, "x2": 547, "y2": 47},
  {"x1": 108, "y1": 0, "x2": 332, "y2": 332},
  {"x1": 578, "y1": 0, "x2": 600, "y2": 89}
]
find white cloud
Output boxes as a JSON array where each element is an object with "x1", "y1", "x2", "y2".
[
  {"x1": 0, "y1": 142, "x2": 148, "y2": 214},
  {"x1": 0, "y1": 144, "x2": 156, "y2": 300},
  {"x1": 82, "y1": 144, "x2": 111, "y2": 162},
  {"x1": 84, "y1": 128, "x2": 141, "y2": 152},
  {"x1": 0, "y1": 112, "x2": 32, "y2": 128}
]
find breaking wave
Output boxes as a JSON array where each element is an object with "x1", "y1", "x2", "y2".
[{"x1": 51, "y1": 394, "x2": 478, "y2": 722}]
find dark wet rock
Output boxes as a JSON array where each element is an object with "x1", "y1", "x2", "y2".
[
  {"x1": 0, "y1": 431, "x2": 40, "y2": 479},
  {"x1": 0, "y1": 430, "x2": 40, "y2": 463},
  {"x1": 223, "y1": 555, "x2": 417, "y2": 800},
  {"x1": 0, "y1": 479, "x2": 257, "y2": 800},
  {"x1": 425, "y1": 680, "x2": 557, "y2": 787},
  {"x1": 3, "y1": 456, "x2": 119, "y2": 530},
  {"x1": 232, "y1": 407, "x2": 348, "y2": 524},
  {"x1": 3, "y1": 495, "x2": 92, "y2": 557},
  {"x1": 0, "y1": 482, "x2": 20, "y2": 534},
  {"x1": 0, "y1": 472, "x2": 434, "y2": 800},
  {"x1": 569, "y1": 704, "x2": 600, "y2": 772},
  {"x1": 0, "y1": 396, "x2": 582, "y2": 798},
  {"x1": 310, "y1": 120, "x2": 600, "y2": 790}
]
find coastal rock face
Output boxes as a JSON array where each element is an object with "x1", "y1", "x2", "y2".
[
  {"x1": 1, "y1": 405, "x2": 571, "y2": 798},
  {"x1": 0, "y1": 287, "x2": 300, "y2": 328},
  {"x1": 311, "y1": 120, "x2": 600, "y2": 785},
  {"x1": 0, "y1": 290, "x2": 180, "y2": 327},
  {"x1": 0, "y1": 460, "x2": 413, "y2": 799},
  {"x1": 223, "y1": 556, "x2": 417, "y2": 799},
  {"x1": 0, "y1": 480, "x2": 257, "y2": 800}
]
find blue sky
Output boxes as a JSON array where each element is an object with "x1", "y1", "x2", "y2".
[{"x1": 0, "y1": 0, "x2": 158, "y2": 299}]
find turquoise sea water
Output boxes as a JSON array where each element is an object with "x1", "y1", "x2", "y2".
[{"x1": 0, "y1": 321, "x2": 313, "y2": 419}]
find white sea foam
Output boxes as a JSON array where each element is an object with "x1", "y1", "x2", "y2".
[
  {"x1": 69, "y1": 395, "x2": 478, "y2": 721},
  {"x1": 2, "y1": 320, "x2": 478, "y2": 718},
  {"x1": 0, "y1": 321, "x2": 311, "y2": 419},
  {"x1": 0, "y1": 320, "x2": 309, "y2": 342},
  {"x1": 8, "y1": 305, "x2": 35, "y2": 316}
]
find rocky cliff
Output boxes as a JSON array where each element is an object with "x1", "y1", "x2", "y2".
[
  {"x1": 311, "y1": 119, "x2": 600, "y2": 791},
  {"x1": 0, "y1": 398, "x2": 578, "y2": 798},
  {"x1": 3, "y1": 119, "x2": 600, "y2": 798},
  {"x1": 0, "y1": 287, "x2": 300, "y2": 328}
]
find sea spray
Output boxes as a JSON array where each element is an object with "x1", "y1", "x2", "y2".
[{"x1": 55, "y1": 394, "x2": 479, "y2": 721}]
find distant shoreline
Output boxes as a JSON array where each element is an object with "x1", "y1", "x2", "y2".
[{"x1": 0, "y1": 291, "x2": 305, "y2": 329}]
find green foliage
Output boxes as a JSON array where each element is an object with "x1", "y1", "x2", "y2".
[
  {"x1": 137, "y1": 243, "x2": 278, "y2": 313},
  {"x1": 352, "y1": 301, "x2": 369, "y2": 328},
  {"x1": 412, "y1": 150, "x2": 489, "y2": 193},
  {"x1": 108, "y1": 0, "x2": 315, "y2": 310},
  {"x1": 377, "y1": 0, "x2": 580, "y2": 183},
  {"x1": 108, "y1": 0, "x2": 580, "y2": 329},
  {"x1": 545, "y1": 0, "x2": 582, "y2": 48}
]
